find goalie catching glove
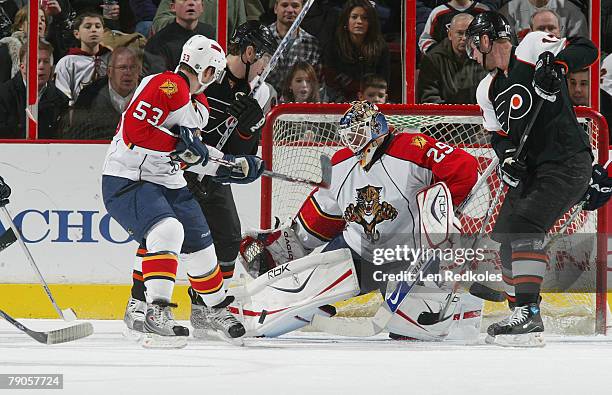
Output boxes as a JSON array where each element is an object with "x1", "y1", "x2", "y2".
[
  {"x1": 240, "y1": 220, "x2": 311, "y2": 277},
  {"x1": 214, "y1": 154, "x2": 265, "y2": 184},
  {"x1": 170, "y1": 126, "x2": 209, "y2": 167},
  {"x1": 228, "y1": 93, "x2": 265, "y2": 136},
  {"x1": 582, "y1": 163, "x2": 612, "y2": 211}
]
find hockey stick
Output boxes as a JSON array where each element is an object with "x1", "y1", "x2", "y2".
[
  {"x1": 211, "y1": 154, "x2": 332, "y2": 189},
  {"x1": 215, "y1": 0, "x2": 315, "y2": 150},
  {"x1": 311, "y1": 159, "x2": 500, "y2": 336},
  {"x1": 0, "y1": 205, "x2": 78, "y2": 322},
  {"x1": 0, "y1": 309, "x2": 93, "y2": 344}
]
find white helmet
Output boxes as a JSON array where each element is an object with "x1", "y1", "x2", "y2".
[{"x1": 179, "y1": 35, "x2": 227, "y2": 93}]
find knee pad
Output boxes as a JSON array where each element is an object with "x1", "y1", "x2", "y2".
[{"x1": 145, "y1": 217, "x2": 184, "y2": 253}]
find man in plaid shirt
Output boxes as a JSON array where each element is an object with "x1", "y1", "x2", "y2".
[{"x1": 267, "y1": 0, "x2": 322, "y2": 95}]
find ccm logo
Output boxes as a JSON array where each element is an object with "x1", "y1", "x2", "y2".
[{"x1": 268, "y1": 263, "x2": 291, "y2": 279}]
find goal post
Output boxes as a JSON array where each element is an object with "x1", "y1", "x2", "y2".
[{"x1": 260, "y1": 103, "x2": 609, "y2": 335}]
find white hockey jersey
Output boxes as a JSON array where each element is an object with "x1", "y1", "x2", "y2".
[
  {"x1": 293, "y1": 133, "x2": 479, "y2": 262},
  {"x1": 102, "y1": 71, "x2": 223, "y2": 189}
]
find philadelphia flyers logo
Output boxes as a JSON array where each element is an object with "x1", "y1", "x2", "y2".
[{"x1": 493, "y1": 84, "x2": 533, "y2": 133}]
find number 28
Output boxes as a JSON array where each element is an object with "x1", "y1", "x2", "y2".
[{"x1": 426, "y1": 142, "x2": 454, "y2": 163}]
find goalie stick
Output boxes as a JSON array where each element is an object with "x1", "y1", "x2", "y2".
[
  {"x1": 211, "y1": 154, "x2": 332, "y2": 189},
  {"x1": 215, "y1": 0, "x2": 315, "y2": 150},
  {"x1": 0, "y1": 309, "x2": 93, "y2": 344},
  {"x1": 311, "y1": 158, "x2": 500, "y2": 336},
  {"x1": 0, "y1": 205, "x2": 78, "y2": 322}
]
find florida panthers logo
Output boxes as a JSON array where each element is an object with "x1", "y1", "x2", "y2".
[
  {"x1": 494, "y1": 84, "x2": 533, "y2": 133},
  {"x1": 344, "y1": 185, "x2": 398, "y2": 242}
]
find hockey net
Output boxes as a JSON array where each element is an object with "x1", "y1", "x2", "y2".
[{"x1": 260, "y1": 103, "x2": 609, "y2": 335}]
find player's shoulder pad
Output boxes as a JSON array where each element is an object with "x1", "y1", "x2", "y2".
[
  {"x1": 386, "y1": 133, "x2": 436, "y2": 163},
  {"x1": 331, "y1": 147, "x2": 355, "y2": 166},
  {"x1": 149, "y1": 71, "x2": 191, "y2": 108},
  {"x1": 515, "y1": 31, "x2": 567, "y2": 66}
]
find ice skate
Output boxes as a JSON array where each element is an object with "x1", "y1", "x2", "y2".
[
  {"x1": 122, "y1": 297, "x2": 146, "y2": 340},
  {"x1": 486, "y1": 303, "x2": 545, "y2": 347},
  {"x1": 141, "y1": 300, "x2": 189, "y2": 349},
  {"x1": 189, "y1": 288, "x2": 245, "y2": 345}
]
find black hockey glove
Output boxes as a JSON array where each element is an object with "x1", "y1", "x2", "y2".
[
  {"x1": 0, "y1": 176, "x2": 11, "y2": 206},
  {"x1": 214, "y1": 154, "x2": 265, "y2": 184},
  {"x1": 582, "y1": 164, "x2": 612, "y2": 211},
  {"x1": 533, "y1": 51, "x2": 565, "y2": 102},
  {"x1": 171, "y1": 126, "x2": 209, "y2": 167},
  {"x1": 497, "y1": 148, "x2": 527, "y2": 188},
  {"x1": 227, "y1": 94, "x2": 265, "y2": 136}
]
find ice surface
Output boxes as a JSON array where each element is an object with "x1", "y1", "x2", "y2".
[{"x1": 1, "y1": 320, "x2": 611, "y2": 395}]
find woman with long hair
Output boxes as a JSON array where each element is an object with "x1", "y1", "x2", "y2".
[
  {"x1": 322, "y1": 0, "x2": 390, "y2": 102},
  {"x1": 281, "y1": 61, "x2": 321, "y2": 103}
]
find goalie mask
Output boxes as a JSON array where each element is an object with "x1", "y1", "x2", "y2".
[
  {"x1": 179, "y1": 35, "x2": 227, "y2": 94},
  {"x1": 338, "y1": 101, "x2": 389, "y2": 155}
]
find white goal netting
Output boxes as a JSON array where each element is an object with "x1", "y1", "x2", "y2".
[{"x1": 260, "y1": 104, "x2": 608, "y2": 335}]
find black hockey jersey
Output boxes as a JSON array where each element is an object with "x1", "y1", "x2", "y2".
[
  {"x1": 199, "y1": 69, "x2": 260, "y2": 156},
  {"x1": 476, "y1": 31, "x2": 597, "y2": 167}
]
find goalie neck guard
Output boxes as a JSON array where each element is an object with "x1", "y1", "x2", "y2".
[{"x1": 338, "y1": 101, "x2": 390, "y2": 168}]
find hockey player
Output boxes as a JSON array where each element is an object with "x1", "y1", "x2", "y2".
[
  {"x1": 465, "y1": 11, "x2": 598, "y2": 347},
  {"x1": 234, "y1": 101, "x2": 484, "y2": 340},
  {"x1": 124, "y1": 21, "x2": 278, "y2": 340},
  {"x1": 102, "y1": 35, "x2": 264, "y2": 347}
]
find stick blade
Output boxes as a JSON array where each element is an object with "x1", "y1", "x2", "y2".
[
  {"x1": 46, "y1": 322, "x2": 94, "y2": 344},
  {"x1": 318, "y1": 155, "x2": 332, "y2": 189}
]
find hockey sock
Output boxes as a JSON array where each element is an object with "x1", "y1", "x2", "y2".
[
  {"x1": 142, "y1": 251, "x2": 179, "y2": 303},
  {"x1": 184, "y1": 247, "x2": 226, "y2": 307},
  {"x1": 499, "y1": 243, "x2": 516, "y2": 307},
  {"x1": 219, "y1": 260, "x2": 235, "y2": 280},
  {"x1": 511, "y1": 238, "x2": 547, "y2": 306},
  {"x1": 131, "y1": 246, "x2": 146, "y2": 302}
]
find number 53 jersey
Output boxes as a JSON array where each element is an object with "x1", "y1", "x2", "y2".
[
  {"x1": 103, "y1": 71, "x2": 218, "y2": 189},
  {"x1": 294, "y1": 133, "x2": 479, "y2": 262}
]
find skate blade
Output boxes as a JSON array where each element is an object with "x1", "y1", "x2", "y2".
[
  {"x1": 122, "y1": 326, "x2": 145, "y2": 342},
  {"x1": 141, "y1": 333, "x2": 188, "y2": 349},
  {"x1": 192, "y1": 328, "x2": 245, "y2": 346},
  {"x1": 490, "y1": 332, "x2": 545, "y2": 348}
]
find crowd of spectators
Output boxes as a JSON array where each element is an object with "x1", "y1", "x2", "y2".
[{"x1": 0, "y1": 0, "x2": 605, "y2": 140}]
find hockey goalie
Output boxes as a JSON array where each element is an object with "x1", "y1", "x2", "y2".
[{"x1": 230, "y1": 101, "x2": 487, "y2": 340}]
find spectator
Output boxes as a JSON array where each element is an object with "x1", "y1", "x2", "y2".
[
  {"x1": 151, "y1": 0, "x2": 246, "y2": 37},
  {"x1": 69, "y1": 0, "x2": 121, "y2": 30},
  {"x1": 60, "y1": 46, "x2": 140, "y2": 139},
  {"x1": 280, "y1": 61, "x2": 320, "y2": 103},
  {"x1": 358, "y1": 73, "x2": 388, "y2": 104},
  {"x1": 54, "y1": 12, "x2": 111, "y2": 105},
  {"x1": 601, "y1": 54, "x2": 612, "y2": 139},
  {"x1": 567, "y1": 68, "x2": 589, "y2": 106},
  {"x1": 0, "y1": 0, "x2": 18, "y2": 40},
  {"x1": 603, "y1": 0, "x2": 612, "y2": 55},
  {"x1": 529, "y1": 8, "x2": 560, "y2": 37},
  {"x1": 267, "y1": 0, "x2": 321, "y2": 95},
  {"x1": 417, "y1": 13, "x2": 486, "y2": 104},
  {"x1": 322, "y1": 0, "x2": 390, "y2": 103},
  {"x1": 143, "y1": 0, "x2": 214, "y2": 76},
  {"x1": 419, "y1": 0, "x2": 490, "y2": 54},
  {"x1": 500, "y1": 0, "x2": 587, "y2": 41},
  {"x1": 0, "y1": 6, "x2": 46, "y2": 84},
  {"x1": 0, "y1": 40, "x2": 69, "y2": 139},
  {"x1": 45, "y1": 0, "x2": 78, "y2": 60},
  {"x1": 129, "y1": 0, "x2": 158, "y2": 37}
]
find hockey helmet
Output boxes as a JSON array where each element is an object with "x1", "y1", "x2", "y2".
[
  {"x1": 465, "y1": 11, "x2": 512, "y2": 59},
  {"x1": 229, "y1": 21, "x2": 278, "y2": 60},
  {"x1": 179, "y1": 35, "x2": 227, "y2": 93},
  {"x1": 338, "y1": 101, "x2": 389, "y2": 154}
]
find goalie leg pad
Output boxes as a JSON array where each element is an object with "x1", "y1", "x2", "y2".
[{"x1": 229, "y1": 249, "x2": 360, "y2": 337}]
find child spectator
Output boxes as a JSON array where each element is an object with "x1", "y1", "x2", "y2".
[
  {"x1": 358, "y1": 73, "x2": 388, "y2": 104},
  {"x1": 280, "y1": 61, "x2": 320, "y2": 103},
  {"x1": 419, "y1": 0, "x2": 489, "y2": 54},
  {"x1": 54, "y1": 11, "x2": 111, "y2": 105},
  {"x1": 0, "y1": 40, "x2": 69, "y2": 139},
  {"x1": 0, "y1": 6, "x2": 46, "y2": 84},
  {"x1": 322, "y1": 0, "x2": 390, "y2": 103}
]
